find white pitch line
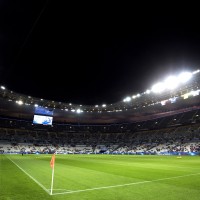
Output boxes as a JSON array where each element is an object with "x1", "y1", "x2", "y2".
[
  {"x1": 47, "y1": 189, "x2": 72, "y2": 191},
  {"x1": 52, "y1": 172, "x2": 200, "y2": 195},
  {"x1": 7, "y1": 156, "x2": 50, "y2": 195}
]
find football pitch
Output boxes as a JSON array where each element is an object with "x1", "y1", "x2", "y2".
[{"x1": 1, "y1": 154, "x2": 200, "y2": 200}]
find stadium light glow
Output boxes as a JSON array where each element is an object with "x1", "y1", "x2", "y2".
[
  {"x1": 192, "y1": 69, "x2": 200, "y2": 74},
  {"x1": 1, "y1": 69, "x2": 199, "y2": 112},
  {"x1": 76, "y1": 108, "x2": 83, "y2": 113},
  {"x1": 132, "y1": 95, "x2": 136, "y2": 99},
  {"x1": 151, "y1": 71, "x2": 193, "y2": 93},
  {"x1": 177, "y1": 72, "x2": 192, "y2": 83},
  {"x1": 164, "y1": 76, "x2": 178, "y2": 90},
  {"x1": 145, "y1": 90, "x2": 151, "y2": 94},
  {"x1": 123, "y1": 96, "x2": 131, "y2": 102},
  {"x1": 16, "y1": 100, "x2": 23, "y2": 105},
  {"x1": 151, "y1": 82, "x2": 165, "y2": 93}
]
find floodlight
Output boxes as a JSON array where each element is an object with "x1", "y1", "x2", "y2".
[
  {"x1": 145, "y1": 90, "x2": 151, "y2": 94},
  {"x1": 192, "y1": 69, "x2": 200, "y2": 74},
  {"x1": 16, "y1": 100, "x2": 23, "y2": 105},
  {"x1": 178, "y1": 72, "x2": 192, "y2": 83},
  {"x1": 132, "y1": 95, "x2": 136, "y2": 99},
  {"x1": 151, "y1": 82, "x2": 165, "y2": 93},
  {"x1": 123, "y1": 96, "x2": 131, "y2": 102},
  {"x1": 76, "y1": 109, "x2": 82, "y2": 113},
  {"x1": 164, "y1": 76, "x2": 178, "y2": 90}
]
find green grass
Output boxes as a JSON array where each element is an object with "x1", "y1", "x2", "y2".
[{"x1": 0, "y1": 154, "x2": 200, "y2": 200}]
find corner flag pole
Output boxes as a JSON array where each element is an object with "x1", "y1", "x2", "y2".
[{"x1": 50, "y1": 154, "x2": 56, "y2": 195}]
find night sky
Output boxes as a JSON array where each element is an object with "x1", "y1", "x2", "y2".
[{"x1": 1, "y1": 1, "x2": 200, "y2": 105}]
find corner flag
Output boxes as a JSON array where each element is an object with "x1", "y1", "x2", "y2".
[
  {"x1": 50, "y1": 154, "x2": 56, "y2": 195},
  {"x1": 50, "y1": 154, "x2": 55, "y2": 169}
]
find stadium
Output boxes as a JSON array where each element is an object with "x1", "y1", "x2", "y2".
[{"x1": 1, "y1": 69, "x2": 200, "y2": 200}]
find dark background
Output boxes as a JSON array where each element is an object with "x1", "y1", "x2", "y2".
[{"x1": 1, "y1": 1, "x2": 200, "y2": 105}]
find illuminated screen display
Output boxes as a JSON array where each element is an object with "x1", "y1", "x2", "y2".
[
  {"x1": 34, "y1": 106, "x2": 54, "y2": 116},
  {"x1": 33, "y1": 115, "x2": 53, "y2": 125}
]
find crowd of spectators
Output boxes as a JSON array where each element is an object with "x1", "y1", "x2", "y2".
[
  {"x1": 1, "y1": 108, "x2": 200, "y2": 155},
  {"x1": 0, "y1": 123, "x2": 199, "y2": 155}
]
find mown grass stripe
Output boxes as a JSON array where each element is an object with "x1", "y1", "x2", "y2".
[
  {"x1": 52, "y1": 172, "x2": 200, "y2": 195},
  {"x1": 7, "y1": 156, "x2": 50, "y2": 195}
]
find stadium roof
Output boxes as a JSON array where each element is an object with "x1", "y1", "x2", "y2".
[{"x1": 1, "y1": 70, "x2": 200, "y2": 124}]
